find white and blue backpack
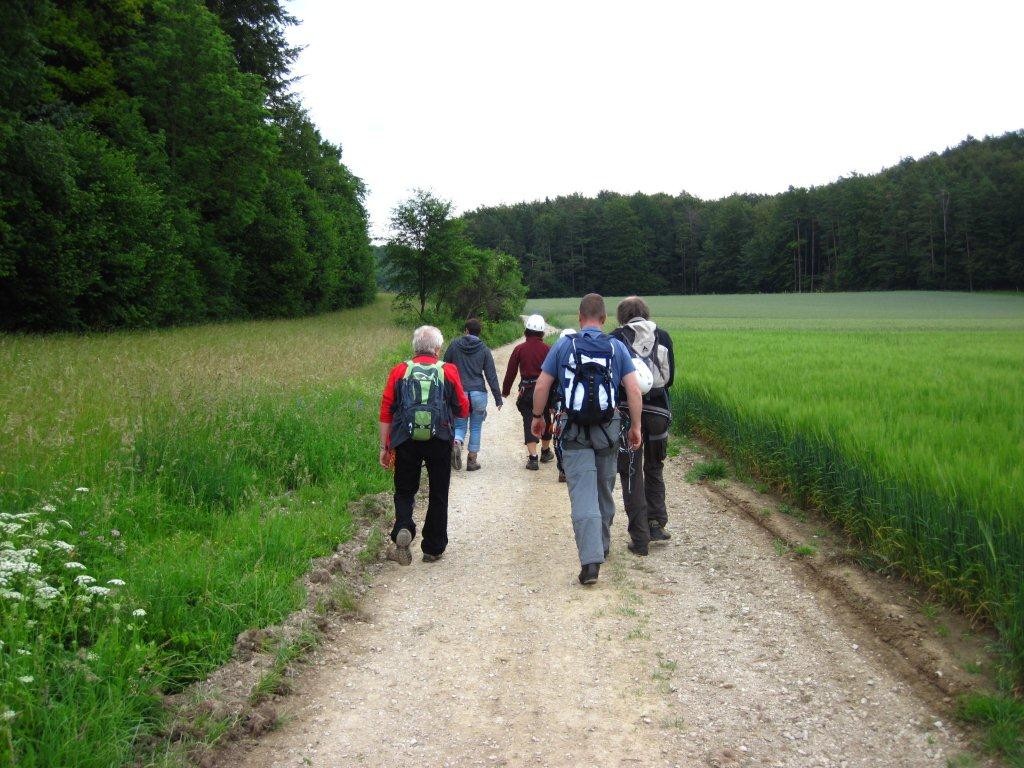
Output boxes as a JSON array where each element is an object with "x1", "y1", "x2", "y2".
[{"x1": 562, "y1": 334, "x2": 617, "y2": 426}]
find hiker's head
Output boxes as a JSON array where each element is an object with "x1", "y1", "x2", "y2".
[
  {"x1": 578, "y1": 293, "x2": 607, "y2": 327},
  {"x1": 524, "y1": 314, "x2": 545, "y2": 339},
  {"x1": 464, "y1": 317, "x2": 482, "y2": 336},
  {"x1": 413, "y1": 325, "x2": 444, "y2": 356},
  {"x1": 617, "y1": 296, "x2": 650, "y2": 325}
]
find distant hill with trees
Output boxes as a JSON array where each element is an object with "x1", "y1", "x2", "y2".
[
  {"x1": 0, "y1": 0, "x2": 375, "y2": 331},
  {"x1": 462, "y1": 132, "x2": 1024, "y2": 297}
]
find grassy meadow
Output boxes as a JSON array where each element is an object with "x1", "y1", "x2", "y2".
[
  {"x1": 528, "y1": 291, "x2": 1024, "y2": 687},
  {"x1": 0, "y1": 298, "x2": 507, "y2": 766}
]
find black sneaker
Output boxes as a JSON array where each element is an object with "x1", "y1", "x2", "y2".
[
  {"x1": 540, "y1": 447, "x2": 554, "y2": 463},
  {"x1": 649, "y1": 525, "x2": 671, "y2": 541},
  {"x1": 627, "y1": 541, "x2": 649, "y2": 556},
  {"x1": 422, "y1": 552, "x2": 443, "y2": 563},
  {"x1": 578, "y1": 563, "x2": 600, "y2": 585},
  {"x1": 526, "y1": 455, "x2": 539, "y2": 471}
]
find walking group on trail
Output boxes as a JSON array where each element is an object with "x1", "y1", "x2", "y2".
[{"x1": 377, "y1": 293, "x2": 676, "y2": 585}]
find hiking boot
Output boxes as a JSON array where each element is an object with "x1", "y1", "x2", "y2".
[
  {"x1": 558, "y1": 470, "x2": 566, "y2": 483},
  {"x1": 466, "y1": 452, "x2": 481, "y2": 471},
  {"x1": 649, "y1": 525, "x2": 671, "y2": 541},
  {"x1": 540, "y1": 447, "x2": 554, "y2": 463},
  {"x1": 627, "y1": 541, "x2": 649, "y2": 557},
  {"x1": 526, "y1": 455, "x2": 539, "y2": 471},
  {"x1": 393, "y1": 528, "x2": 412, "y2": 566},
  {"x1": 450, "y1": 441, "x2": 462, "y2": 470},
  {"x1": 422, "y1": 551, "x2": 443, "y2": 563},
  {"x1": 578, "y1": 563, "x2": 600, "y2": 585}
]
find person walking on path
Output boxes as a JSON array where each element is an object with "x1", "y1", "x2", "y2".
[
  {"x1": 379, "y1": 325, "x2": 469, "y2": 564},
  {"x1": 502, "y1": 314, "x2": 555, "y2": 470},
  {"x1": 530, "y1": 294, "x2": 642, "y2": 585},
  {"x1": 444, "y1": 317, "x2": 503, "y2": 472},
  {"x1": 611, "y1": 296, "x2": 676, "y2": 556}
]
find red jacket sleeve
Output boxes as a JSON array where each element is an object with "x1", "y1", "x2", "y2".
[
  {"x1": 502, "y1": 344, "x2": 520, "y2": 397},
  {"x1": 445, "y1": 362, "x2": 470, "y2": 418},
  {"x1": 379, "y1": 362, "x2": 407, "y2": 423}
]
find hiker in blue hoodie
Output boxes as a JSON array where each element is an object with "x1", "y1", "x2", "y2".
[{"x1": 444, "y1": 317, "x2": 503, "y2": 471}]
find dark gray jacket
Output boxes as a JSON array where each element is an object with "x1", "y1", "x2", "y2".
[{"x1": 443, "y1": 335, "x2": 503, "y2": 406}]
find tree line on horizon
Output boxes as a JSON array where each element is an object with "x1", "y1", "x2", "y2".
[
  {"x1": 0, "y1": 0, "x2": 375, "y2": 332},
  {"x1": 462, "y1": 132, "x2": 1024, "y2": 297}
]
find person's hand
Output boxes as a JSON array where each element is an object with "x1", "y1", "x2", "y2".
[
  {"x1": 379, "y1": 447, "x2": 394, "y2": 469},
  {"x1": 627, "y1": 424, "x2": 642, "y2": 451},
  {"x1": 531, "y1": 416, "x2": 545, "y2": 437}
]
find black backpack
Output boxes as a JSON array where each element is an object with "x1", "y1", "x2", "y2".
[
  {"x1": 562, "y1": 335, "x2": 617, "y2": 426},
  {"x1": 392, "y1": 361, "x2": 449, "y2": 445}
]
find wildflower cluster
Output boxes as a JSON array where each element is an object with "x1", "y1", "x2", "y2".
[{"x1": 1, "y1": 503, "x2": 149, "y2": 730}]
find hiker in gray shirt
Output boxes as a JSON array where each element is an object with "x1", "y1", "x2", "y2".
[{"x1": 444, "y1": 317, "x2": 503, "y2": 471}]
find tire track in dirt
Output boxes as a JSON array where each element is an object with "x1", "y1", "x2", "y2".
[{"x1": 225, "y1": 338, "x2": 982, "y2": 768}]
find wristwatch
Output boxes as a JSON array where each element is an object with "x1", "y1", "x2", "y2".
[{"x1": 532, "y1": 412, "x2": 544, "y2": 418}]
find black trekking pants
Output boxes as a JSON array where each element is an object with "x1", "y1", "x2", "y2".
[
  {"x1": 616, "y1": 411, "x2": 670, "y2": 545},
  {"x1": 392, "y1": 437, "x2": 451, "y2": 556},
  {"x1": 516, "y1": 387, "x2": 552, "y2": 444}
]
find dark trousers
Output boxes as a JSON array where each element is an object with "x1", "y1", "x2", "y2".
[
  {"x1": 516, "y1": 390, "x2": 552, "y2": 445},
  {"x1": 392, "y1": 438, "x2": 451, "y2": 556},
  {"x1": 616, "y1": 412, "x2": 670, "y2": 545}
]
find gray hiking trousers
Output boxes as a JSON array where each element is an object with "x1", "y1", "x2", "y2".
[{"x1": 559, "y1": 416, "x2": 621, "y2": 566}]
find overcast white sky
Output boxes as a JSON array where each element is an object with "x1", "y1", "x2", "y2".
[{"x1": 285, "y1": 0, "x2": 1022, "y2": 241}]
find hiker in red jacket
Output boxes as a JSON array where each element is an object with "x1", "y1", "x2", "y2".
[
  {"x1": 379, "y1": 325, "x2": 469, "y2": 565},
  {"x1": 502, "y1": 314, "x2": 554, "y2": 470}
]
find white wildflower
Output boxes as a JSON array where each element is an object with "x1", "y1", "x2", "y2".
[
  {"x1": 58, "y1": 519, "x2": 72, "y2": 528},
  {"x1": 75, "y1": 594, "x2": 92, "y2": 604},
  {"x1": 74, "y1": 487, "x2": 89, "y2": 493},
  {"x1": 86, "y1": 651, "x2": 97, "y2": 662},
  {"x1": 107, "y1": 579, "x2": 125, "y2": 587},
  {"x1": 110, "y1": 529, "x2": 121, "y2": 539},
  {"x1": 132, "y1": 608, "x2": 146, "y2": 618},
  {"x1": 1, "y1": 589, "x2": 25, "y2": 601},
  {"x1": 0, "y1": 522, "x2": 21, "y2": 535},
  {"x1": 17, "y1": 648, "x2": 31, "y2": 656},
  {"x1": 64, "y1": 561, "x2": 86, "y2": 570},
  {"x1": 52, "y1": 540, "x2": 74, "y2": 552},
  {"x1": 74, "y1": 574, "x2": 96, "y2": 585},
  {"x1": 35, "y1": 585, "x2": 60, "y2": 601},
  {"x1": 86, "y1": 586, "x2": 110, "y2": 597},
  {"x1": 33, "y1": 522, "x2": 52, "y2": 536},
  {"x1": 17, "y1": 676, "x2": 33, "y2": 684},
  {"x1": 41, "y1": 503, "x2": 56, "y2": 513},
  {"x1": 1, "y1": 710, "x2": 15, "y2": 721}
]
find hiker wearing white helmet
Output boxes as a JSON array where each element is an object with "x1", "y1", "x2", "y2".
[
  {"x1": 611, "y1": 296, "x2": 676, "y2": 556},
  {"x1": 501, "y1": 314, "x2": 554, "y2": 470}
]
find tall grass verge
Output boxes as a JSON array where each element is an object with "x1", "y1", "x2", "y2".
[{"x1": 0, "y1": 298, "x2": 414, "y2": 767}]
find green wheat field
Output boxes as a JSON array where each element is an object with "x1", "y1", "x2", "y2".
[{"x1": 528, "y1": 291, "x2": 1024, "y2": 688}]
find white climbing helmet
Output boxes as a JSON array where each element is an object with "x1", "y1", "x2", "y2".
[
  {"x1": 524, "y1": 314, "x2": 546, "y2": 333},
  {"x1": 559, "y1": 327, "x2": 577, "y2": 339},
  {"x1": 633, "y1": 360, "x2": 654, "y2": 395}
]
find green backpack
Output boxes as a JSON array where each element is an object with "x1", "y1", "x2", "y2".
[{"x1": 399, "y1": 361, "x2": 447, "y2": 442}]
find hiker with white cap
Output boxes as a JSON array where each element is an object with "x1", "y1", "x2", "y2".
[{"x1": 501, "y1": 314, "x2": 554, "y2": 470}]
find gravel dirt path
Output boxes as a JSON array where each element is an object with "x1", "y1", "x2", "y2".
[{"x1": 231, "y1": 339, "x2": 976, "y2": 768}]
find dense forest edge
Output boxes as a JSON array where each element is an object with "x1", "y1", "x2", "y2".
[
  {"x1": 463, "y1": 131, "x2": 1024, "y2": 298},
  {"x1": 0, "y1": 0, "x2": 376, "y2": 332}
]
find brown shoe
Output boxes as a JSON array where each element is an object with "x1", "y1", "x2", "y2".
[{"x1": 466, "y1": 452, "x2": 481, "y2": 471}]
